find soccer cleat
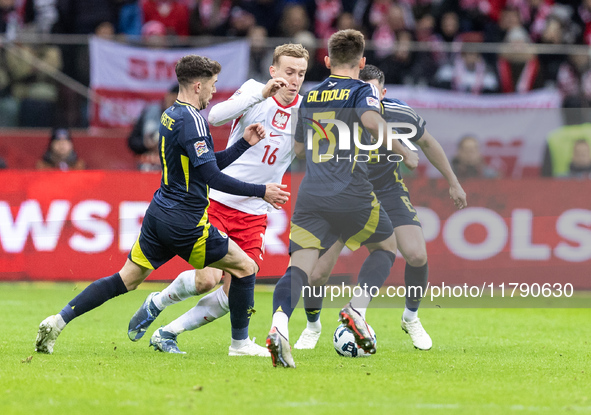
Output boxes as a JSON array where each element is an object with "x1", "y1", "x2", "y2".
[
  {"x1": 149, "y1": 327, "x2": 186, "y2": 354},
  {"x1": 35, "y1": 315, "x2": 62, "y2": 354},
  {"x1": 128, "y1": 292, "x2": 161, "y2": 341},
  {"x1": 228, "y1": 337, "x2": 271, "y2": 357},
  {"x1": 294, "y1": 328, "x2": 321, "y2": 349},
  {"x1": 401, "y1": 318, "x2": 432, "y2": 350},
  {"x1": 266, "y1": 327, "x2": 295, "y2": 368},
  {"x1": 339, "y1": 304, "x2": 376, "y2": 354}
]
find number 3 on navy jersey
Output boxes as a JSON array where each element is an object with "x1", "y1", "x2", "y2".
[{"x1": 261, "y1": 145, "x2": 278, "y2": 165}]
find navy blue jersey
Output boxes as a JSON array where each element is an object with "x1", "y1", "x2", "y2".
[
  {"x1": 151, "y1": 100, "x2": 216, "y2": 225},
  {"x1": 295, "y1": 75, "x2": 381, "y2": 210},
  {"x1": 368, "y1": 98, "x2": 425, "y2": 194}
]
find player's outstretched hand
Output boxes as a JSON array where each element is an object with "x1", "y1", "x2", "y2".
[
  {"x1": 450, "y1": 184, "x2": 467, "y2": 209},
  {"x1": 243, "y1": 123, "x2": 266, "y2": 146},
  {"x1": 403, "y1": 150, "x2": 419, "y2": 170},
  {"x1": 264, "y1": 183, "x2": 290, "y2": 209},
  {"x1": 262, "y1": 77, "x2": 289, "y2": 99}
]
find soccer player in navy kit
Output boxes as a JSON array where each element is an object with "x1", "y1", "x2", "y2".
[
  {"x1": 266, "y1": 30, "x2": 420, "y2": 368},
  {"x1": 35, "y1": 55, "x2": 290, "y2": 354},
  {"x1": 295, "y1": 65, "x2": 468, "y2": 351}
]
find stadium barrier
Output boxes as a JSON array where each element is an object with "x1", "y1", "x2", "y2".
[{"x1": 0, "y1": 171, "x2": 589, "y2": 288}]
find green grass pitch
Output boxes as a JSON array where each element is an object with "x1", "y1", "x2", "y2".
[{"x1": 1, "y1": 282, "x2": 590, "y2": 415}]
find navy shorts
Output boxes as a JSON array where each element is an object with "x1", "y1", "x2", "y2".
[
  {"x1": 129, "y1": 207, "x2": 229, "y2": 270},
  {"x1": 289, "y1": 193, "x2": 394, "y2": 254},
  {"x1": 376, "y1": 187, "x2": 422, "y2": 229}
]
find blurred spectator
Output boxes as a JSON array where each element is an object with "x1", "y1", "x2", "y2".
[
  {"x1": 4, "y1": 41, "x2": 63, "y2": 127},
  {"x1": 486, "y1": 6, "x2": 523, "y2": 42},
  {"x1": 574, "y1": 0, "x2": 591, "y2": 45},
  {"x1": 432, "y1": 11, "x2": 461, "y2": 66},
  {"x1": 0, "y1": 156, "x2": 6, "y2": 169},
  {"x1": 558, "y1": 53, "x2": 591, "y2": 108},
  {"x1": 37, "y1": 128, "x2": 86, "y2": 171},
  {"x1": 497, "y1": 26, "x2": 545, "y2": 93},
  {"x1": 538, "y1": 15, "x2": 568, "y2": 89},
  {"x1": 452, "y1": 135, "x2": 499, "y2": 179},
  {"x1": 23, "y1": 0, "x2": 59, "y2": 34},
  {"x1": 141, "y1": 19, "x2": 168, "y2": 47},
  {"x1": 240, "y1": 0, "x2": 284, "y2": 37},
  {"x1": 293, "y1": 30, "x2": 328, "y2": 82},
  {"x1": 247, "y1": 25, "x2": 273, "y2": 82},
  {"x1": 542, "y1": 124, "x2": 591, "y2": 177},
  {"x1": 0, "y1": 0, "x2": 22, "y2": 40},
  {"x1": 372, "y1": 3, "x2": 414, "y2": 60},
  {"x1": 0, "y1": 50, "x2": 19, "y2": 127},
  {"x1": 118, "y1": 0, "x2": 142, "y2": 36},
  {"x1": 128, "y1": 85, "x2": 178, "y2": 172},
  {"x1": 380, "y1": 30, "x2": 417, "y2": 85},
  {"x1": 54, "y1": 0, "x2": 117, "y2": 35},
  {"x1": 433, "y1": 32, "x2": 499, "y2": 93},
  {"x1": 280, "y1": 3, "x2": 310, "y2": 37},
  {"x1": 506, "y1": 0, "x2": 553, "y2": 42},
  {"x1": 141, "y1": 0, "x2": 189, "y2": 36},
  {"x1": 226, "y1": 6, "x2": 256, "y2": 37},
  {"x1": 95, "y1": 21, "x2": 115, "y2": 38},
  {"x1": 191, "y1": 0, "x2": 232, "y2": 36},
  {"x1": 568, "y1": 139, "x2": 591, "y2": 178}
]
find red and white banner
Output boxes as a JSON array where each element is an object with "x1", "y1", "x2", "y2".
[
  {"x1": 0, "y1": 171, "x2": 589, "y2": 288},
  {"x1": 89, "y1": 38, "x2": 250, "y2": 128},
  {"x1": 386, "y1": 87, "x2": 563, "y2": 178}
]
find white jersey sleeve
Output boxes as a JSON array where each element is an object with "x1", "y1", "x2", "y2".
[
  {"x1": 209, "y1": 94, "x2": 302, "y2": 216},
  {"x1": 208, "y1": 79, "x2": 266, "y2": 126}
]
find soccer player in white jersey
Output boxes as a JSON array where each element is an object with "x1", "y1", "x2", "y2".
[{"x1": 128, "y1": 44, "x2": 309, "y2": 356}]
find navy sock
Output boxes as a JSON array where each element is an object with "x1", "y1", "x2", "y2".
[
  {"x1": 59, "y1": 273, "x2": 128, "y2": 324},
  {"x1": 358, "y1": 250, "x2": 396, "y2": 296},
  {"x1": 272, "y1": 266, "x2": 307, "y2": 319},
  {"x1": 229, "y1": 273, "x2": 256, "y2": 340},
  {"x1": 405, "y1": 262, "x2": 428, "y2": 310},
  {"x1": 303, "y1": 287, "x2": 323, "y2": 323}
]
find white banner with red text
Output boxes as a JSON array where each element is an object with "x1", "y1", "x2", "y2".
[
  {"x1": 0, "y1": 171, "x2": 589, "y2": 289},
  {"x1": 89, "y1": 38, "x2": 249, "y2": 128}
]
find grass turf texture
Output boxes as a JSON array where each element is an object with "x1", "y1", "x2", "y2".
[{"x1": 1, "y1": 282, "x2": 590, "y2": 415}]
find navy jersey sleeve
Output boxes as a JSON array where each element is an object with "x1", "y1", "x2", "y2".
[
  {"x1": 381, "y1": 98, "x2": 426, "y2": 142},
  {"x1": 182, "y1": 107, "x2": 216, "y2": 167},
  {"x1": 294, "y1": 103, "x2": 306, "y2": 143},
  {"x1": 352, "y1": 82, "x2": 381, "y2": 119}
]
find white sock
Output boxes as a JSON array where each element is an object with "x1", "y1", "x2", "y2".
[
  {"x1": 306, "y1": 320, "x2": 321, "y2": 332},
  {"x1": 231, "y1": 337, "x2": 250, "y2": 349},
  {"x1": 164, "y1": 287, "x2": 229, "y2": 335},
  {"x1": 55, "y1": 314, "x2": 66, "y2": 330},
  {"x1": 153, "y1": 270, "x2": 197, "y2": 310},
  {"x1": 272, "y1": 311, "x2": 289, "y2": 340},
  {"x1": 350, "y1": 286, "x2": 372, "y2": 319},
  {"x1": 403, "y1": 307, "x2": 418, "y2": 322}
]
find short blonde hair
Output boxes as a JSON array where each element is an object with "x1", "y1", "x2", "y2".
[{"x1": 272, "y1": 43, "x2": 309, "y2": 66}]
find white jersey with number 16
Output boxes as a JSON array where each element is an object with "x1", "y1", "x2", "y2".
[{"x1": 208, "y1": 79, "x2": 301, "y2": 215}]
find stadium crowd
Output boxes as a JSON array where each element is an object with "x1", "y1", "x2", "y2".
[{"x1": 1, "y1": 1, "x2": 591, "y2": 178}]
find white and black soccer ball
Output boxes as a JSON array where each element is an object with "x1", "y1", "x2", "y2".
[{"x1": 333, "y1": 323, "x2": 376, "y2": 357}]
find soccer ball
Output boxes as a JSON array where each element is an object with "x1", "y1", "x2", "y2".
[{"x1": 333, "y1": 323, "x2": 376, "y2": 357}]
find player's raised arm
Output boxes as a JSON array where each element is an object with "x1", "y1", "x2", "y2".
[
  {"x1": 214, "y1": 123, "x2": 266, "y2": 170},
  {"x1": 208, "y1": 79, "x2": 287, "y2": 126},
  {"x1": 416, "y1": 129, "x2": 467, "y2": 209},
  {"x1": 195, "y1": 160, "x2": 289, "y2": 205}
]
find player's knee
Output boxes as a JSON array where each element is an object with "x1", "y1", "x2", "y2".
[
  {"x1": 406, "y1": 250, "x2": 427, "y2": 267},
  {"x1": 309, "y1": 269, "x2": 329, "y2": 286},
  {"x1": 234, "y1": 256, "x2": 257, "y2": 278},
  {"x1": 195, "y1": 271, "x2": 219, "y2": 294}
]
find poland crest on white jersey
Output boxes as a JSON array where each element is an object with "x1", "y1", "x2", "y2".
[{"x1": 208, "y1": 79, "x2": 301, "y2": 216}]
